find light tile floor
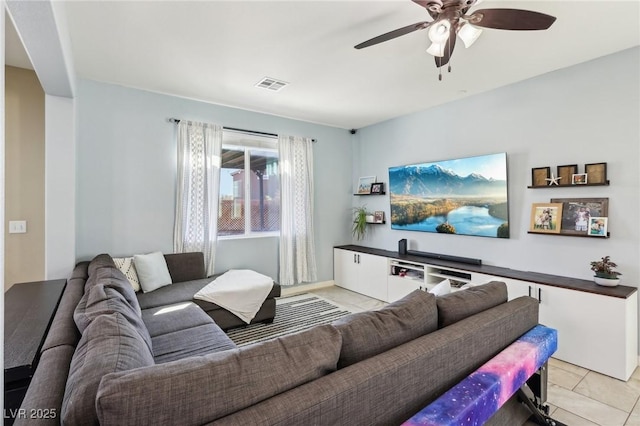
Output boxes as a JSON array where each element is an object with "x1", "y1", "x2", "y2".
[{"x1": 306, "y1": 285, "x2": 640, "y2": 426}]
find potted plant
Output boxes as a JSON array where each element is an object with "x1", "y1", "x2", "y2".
[
  {"x1": 590, "y1": 255, "x2": 622, "y2": 286},
  {"x1": 352, "y1": 206, "x2": 369, "y2": 240}
]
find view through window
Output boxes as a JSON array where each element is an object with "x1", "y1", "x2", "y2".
[{"x1": 218, "y1": 133, "x2": 280, "y2": 237}]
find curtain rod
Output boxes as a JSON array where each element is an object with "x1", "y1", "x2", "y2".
[{"x1": 168, "y1": 118, "x2": 316, "y2": 143}]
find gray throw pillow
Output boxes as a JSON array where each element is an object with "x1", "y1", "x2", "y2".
[
  {"x1": 62, "y1": 312, "x2": 155, "y2": 426},
  {"x1": 134, "y1": 252, "x2": 173, "y2": 293},
  {"x1": 333, "y1": 289, "x2": 438, "y2": 368},
  {"x1": 436, "y1": 281, "x2": 508, "y2": 328}
]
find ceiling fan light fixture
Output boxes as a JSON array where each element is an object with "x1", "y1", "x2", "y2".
[
  {"x1": 426, "y1": 42, "x2": 446, "y2": 57},
  {"x1": 457, "y1": 23, "x2": 482, "y2": 48},
  {"x1": 427, "y1": 20, "x2": 451, "y2": 44}
]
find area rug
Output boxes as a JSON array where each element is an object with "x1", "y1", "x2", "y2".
[{"x1": 226, "y1": 293, "x2": 353, "y2": 346}]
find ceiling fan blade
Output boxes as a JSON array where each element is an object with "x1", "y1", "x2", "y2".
[
  {"x1": 468, "y1": 9, "x2": 556, "y2": 30},
  {"x1": 355, "y1": 21, "x2": 430, "y2": 49},
  {"x1": 435, "y1": 26, "x2": 457, "y2": 68},
  {"x1": 412, "y1": 0, "x2": 431, "y2": 8}
]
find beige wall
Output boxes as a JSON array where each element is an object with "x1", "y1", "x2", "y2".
[{"x1": 4, "y1": 66, "x2": 45, "y2": 290}]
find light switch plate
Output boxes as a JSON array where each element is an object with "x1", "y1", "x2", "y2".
[{"x1": 8, "y1": 220, "x2": 27, "y2": 234}]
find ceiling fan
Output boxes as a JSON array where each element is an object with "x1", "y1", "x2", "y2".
[{"x1": 355, "y1": 0, "x2": 556, "y2": 80}]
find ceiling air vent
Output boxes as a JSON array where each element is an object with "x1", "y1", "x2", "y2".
[{"x1": 255, "y1": 77, "x2": 289, "y2": 92}]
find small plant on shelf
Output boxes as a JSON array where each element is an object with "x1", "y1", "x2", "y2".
[
  {"x1": 352, "y1": 206, "x2": 369, "y2": 240},
  {"x1": 590, "y1": 255, "x2": 621, "y2": 286},
  {"x1": 590, "y1": 256, "x2": 621, "y2": 278}
]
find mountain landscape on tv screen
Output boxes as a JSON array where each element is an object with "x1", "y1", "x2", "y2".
[
  {"x1": 388, "y1": 164, "x2": 506, "y2": 198},
  {"x1": 388, "y1": 154, "x2": 509, "y2": 238}
]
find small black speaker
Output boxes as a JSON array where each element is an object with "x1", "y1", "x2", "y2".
[{"x1": 398, "y1": 239, "x2": 407, "y2": 255}]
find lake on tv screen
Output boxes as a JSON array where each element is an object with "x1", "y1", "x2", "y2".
[{"x1": 391, "y1": 205, "x2": 506, "y2": 237}]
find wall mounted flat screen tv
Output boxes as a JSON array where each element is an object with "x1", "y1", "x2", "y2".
[{"x1": 388, "y1": 152, "x2": 509, "y2": 238}]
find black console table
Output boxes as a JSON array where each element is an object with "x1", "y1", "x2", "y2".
[{"x1": 4, "y1": 279, "x2": 66, "y2": 422}]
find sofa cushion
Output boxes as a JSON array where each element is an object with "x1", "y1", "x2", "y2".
[
  {"x1": 16, "y1": 345, "x2": 76, "y2": 426},
  {"x1": 61, "y1": 312, "x2": 155, "y2": 426},
  {"x1": 141, "y1": 301, "x2": 236, "y2": 363},
  {"x1": 333, "y1": 289, "x2": 438, "y2": 368},
  {"x1": 112, "y1": 257, "x2": 141, "y2": 292},
  {"x1": 41, "y1": 278, "x2": 84, "y2": 352},
  {"x1": 142, "y1": 302, "x2": 216, "y2": 337},
  {"x1": 87, "y1": 253, "x2": 116, "y2": 277},
  {"x1": 136, "y1": 277, "x2": 212, "y2": 309},
  {"x1": 76, "y1": 265, "x2": 142, "y2": 322},
  {"x1": 436, "y1": 281, "x2": 508, "y2": 328},
  {"x1": 164, "y1": 252, "x2": 206, "y2": 283},
  {"x1": 134, "y1": 252, "x2": 173, "y2": 292},
  {"x1": 96, "y1": 324, "x2": 342, "y2": 426},
  {"x1": 151, "y1": 323, "x2": 237, "y2": 364},
  {"x1": 74, "y1": 284, "x2": 153, "y2": 353}
]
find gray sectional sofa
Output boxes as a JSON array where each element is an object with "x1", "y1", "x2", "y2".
[{"x1": 17, "y1": 253, "x2": 542, "y2": 426}]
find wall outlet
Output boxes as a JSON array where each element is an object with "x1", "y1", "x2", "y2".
[{"x1": 8, "y1": 220, "x2": 27, "y2": 234}]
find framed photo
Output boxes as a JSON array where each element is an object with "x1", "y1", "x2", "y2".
[
  {"x1": 370, "y1": 182, "x2": 384, "y2": 194},
  {"x1": 529, "y1": 203, "x2": 563, "y2": 234},
  {"x1": 550, "y1": 198, "x2": 609, "y2": 235},
  {"x1": 374, "y1": 211, "x2": 385, "y2": 223},
  {"x1": 531, "y1": 167, "x2": 551, "y2": 187},
  {"x1": 357, "y1": 176, "x2": 376, "y2": 194},
  {"x1": 557, "y1": 164, "x2": 577, "y2": 185},
  {"x1": 585, "y1": 162, "x2": 607, "y2": 184},
  {"x1": 572, "y1": 173, "x2": 588, "y2": 185},
  {"x1": 588, "y1": 217, "x2": 608, "y2": 237}
]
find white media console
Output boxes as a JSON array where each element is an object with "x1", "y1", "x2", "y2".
[{"x1": 334, "y1": 245, "x2": 638, "y2": 381}]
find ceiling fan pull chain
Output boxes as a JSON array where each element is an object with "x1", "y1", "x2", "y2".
[{"x1": 448, "y1": 38, "x2": 452, "y2": 74}]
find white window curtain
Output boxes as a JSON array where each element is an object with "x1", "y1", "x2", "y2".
[
  {"x1": 278, "y1": 135, "x2": 317, "y2": 285},
  {"x1": 174, "y1": 120, "x2": 222, "y2": 276}
]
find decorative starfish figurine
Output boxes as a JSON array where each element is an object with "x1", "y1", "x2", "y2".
[{"x1": 545, "y1": 173, "x2": 562, "y2": 186}]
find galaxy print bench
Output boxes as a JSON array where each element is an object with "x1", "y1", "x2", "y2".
[{"x1": 404, "y1": 325, "x2": 558, "y2": 426}]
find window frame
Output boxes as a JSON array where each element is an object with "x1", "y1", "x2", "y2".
[{"x1": 218, "y1": 131, "x2": 280, "y2": 240}]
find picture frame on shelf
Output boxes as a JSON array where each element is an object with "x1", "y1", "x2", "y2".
[
  {"x1": 557, "y1": 164, "x2": 578, "y2": 185},
  {"x1": 588, "y1": 217, "x2": 608, "y2": 237},
  {"x1": 529, "y1": 203, "x2": 563, "y2": 234},
  {"x1": 374, "y1": 211, "x2": 385, "y2": 223},
  {"x1": 531, "y1": 167, "x2": 551, "y2": 187},
  {"x1": 572, "y1": 173, "x2": 588, "y2": 185},
  {"x1": 357, "y1": 176, "x2": 376, "y2": 194},
  {"x1": 585, "y1": 162, "x2": 607, "y2": 184},
  {"x1": 370, "y1": 182, "x2": 384, "y2": 194},
  {"x1": 550, "y1": 197, "x2": 609, "y2": 236}
]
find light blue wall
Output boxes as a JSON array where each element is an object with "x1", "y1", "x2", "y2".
[
  {"x1": 353, "y1": 47, "x2": 640, "y2": 285},
  {"x1": 75, "y1": 48, "x2": 640, "y2": 286},
  {"x1": 75, "y1": 80, "x2": 353, "y2": 281}
]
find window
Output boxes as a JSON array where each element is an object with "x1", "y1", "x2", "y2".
[{"x1": 218, "y1": 132, "x2": 280, "y2": 237}]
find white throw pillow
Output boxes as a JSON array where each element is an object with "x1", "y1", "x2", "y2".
[
  {"x1": 133, "y1": 252, "x2": 173, "y2": 293},
  {"x1": 112, "y1": 257, "x2": 141, "y2": 292},
  {"x1": 429, "y1": 279, "x2": 452, "y2": 296}
]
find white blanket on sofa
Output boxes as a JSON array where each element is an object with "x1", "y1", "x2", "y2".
[{"x1": 194, "y1": 269, "x2": 274, "y2": 324}]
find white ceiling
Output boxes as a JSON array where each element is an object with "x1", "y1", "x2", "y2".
[{"x1": 6, "y1": 1, "x2": 640, "y2": 129}]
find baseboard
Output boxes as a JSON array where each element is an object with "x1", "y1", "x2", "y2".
[{"x1": 281, "y1": 280, "x2": 334, "y2": 297}]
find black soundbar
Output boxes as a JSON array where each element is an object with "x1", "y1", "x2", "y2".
[{"x1": 406, "y1": 250, "x2": 482, "y2": 266}]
